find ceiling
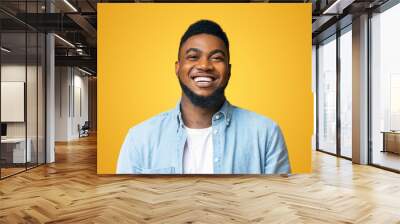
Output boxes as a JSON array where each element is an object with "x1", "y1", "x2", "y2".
[
  {"x1": 0, "y1": 0, "x2": 394, "y2": 75},
  {"x1": 1, "y1": 0, "x2": 97, "y2": 74}
]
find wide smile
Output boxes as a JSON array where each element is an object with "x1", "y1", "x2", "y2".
[{"x1": 190, "y1": 74, "x2": 217, "y2": 88}]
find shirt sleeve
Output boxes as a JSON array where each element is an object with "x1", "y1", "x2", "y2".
[
  {"x1": 264, "y1": 123, "x2": 291, "y2": 174},
  {"x1": 116, "y1": 128, "x2": 141, "y2": 174}
]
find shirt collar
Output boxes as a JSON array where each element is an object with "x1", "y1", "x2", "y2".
[{"x1": 175, "y1": 99, "x2": 233, "y2": 131}]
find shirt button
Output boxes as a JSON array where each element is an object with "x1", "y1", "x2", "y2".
[
  {"x1": 213, "y1": 129, "x2": 218, "y2": 135},
  {"x1": 215, "y1": 114, "x2": 220, "y2": 120},
  {"x1": 214, "y1": 157, "x2": 219, "y2": 162}
]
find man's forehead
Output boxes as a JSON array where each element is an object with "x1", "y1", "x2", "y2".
[{"x1": 181, "y1": 33, "x2": 228, "y2": 51}]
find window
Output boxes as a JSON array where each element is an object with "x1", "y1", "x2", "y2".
[
  {"x1": 339, "y1": 28, "x2": 352, "y2": 158},
  {"x1": 371, "y1": 2, "x2": 400, "y2": 171},
  {"x1": 317, "y1": 35, "x2": 337, "y2": 154}
]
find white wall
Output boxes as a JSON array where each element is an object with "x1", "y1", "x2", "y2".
[
  {"x1": 1, "y1": 63, "x2": 46, "y2": 164},
  {"x1": 1, "y1": 64, "x2": 38, "y2": 137},
  {"x1": 72, "y1": 72, "x2": 89, "y2": 138},
  {"x1": 1, "y1": 66, "x2": 26, "y2": 136},
  {"x1": 55, "y1": 66, "x2": 70, "y2": 141},
  {"x1": 55, "y1": 67, "x2": 89, "y2": 141}
]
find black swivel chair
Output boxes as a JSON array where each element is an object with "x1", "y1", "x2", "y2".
[{"x1": 79, "y1": 121, "x2": 90, "y2": 138}]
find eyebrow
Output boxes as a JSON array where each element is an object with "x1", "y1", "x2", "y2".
[
  {"x1": 185, "y1": 48, "x2": 201, "y2": 55},
  {"x1": 185, "y1": 48, "x2": 226, "y2": 57}
]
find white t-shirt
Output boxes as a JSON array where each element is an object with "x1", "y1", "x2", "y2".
[{"x1": 183, "y1": 126, "x2": 214, "y2": 174}]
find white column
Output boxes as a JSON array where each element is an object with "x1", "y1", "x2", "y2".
[
  {"x1": 46, "y1": 32, "x2": 55, "y2": 163},
  {"x1": 45, "y1": 1, "x2": 55, "y2": 163},
  {"x1": 352, "y1": 14, "x2": 369, "y2": 164}
]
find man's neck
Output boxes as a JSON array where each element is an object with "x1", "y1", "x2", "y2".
[{"x1": 180, "y1": 95, "x2": 225, "y2": 129}]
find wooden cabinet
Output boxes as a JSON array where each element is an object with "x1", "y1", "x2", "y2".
[{"x1": 382, "y1": 132, "x2": 400, "y2": 154}]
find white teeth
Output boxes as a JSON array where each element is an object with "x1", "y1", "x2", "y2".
[{"x1": 194, "y1": 77, "x2": 212, "y2": 82}]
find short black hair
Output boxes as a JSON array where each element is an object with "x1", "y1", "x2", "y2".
[{"x1": 178, "y1": 20, "x2": 230, "y2": 59}]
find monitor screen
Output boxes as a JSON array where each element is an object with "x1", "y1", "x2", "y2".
[{"x1": 1, "y1": 123, "x2": 7, "y2": 137}]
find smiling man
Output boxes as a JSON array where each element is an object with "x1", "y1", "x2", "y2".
[{"x1": 117, "y1": 20, "x2": 291, "y2": 174}]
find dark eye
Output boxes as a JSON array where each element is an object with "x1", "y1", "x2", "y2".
[
  {"x1": 211, "y1": 56, "x2": 224, "y2": 62},
  {"x1": 187, "y1": 55, "x2": 198, "y2": 61}
]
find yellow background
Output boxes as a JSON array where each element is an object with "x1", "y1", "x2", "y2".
[{"x1": 98, "y1": 3, "x2": 312, "y2": 174}]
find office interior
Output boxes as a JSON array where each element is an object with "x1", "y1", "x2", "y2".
[
  {"x1": 0, "y1": 0, "x2": 399, "y2": 222},
  {"x1": 0, "y1": 0, "x2": 97, "y2": 178},
  {"x1": 313, "y1": 0, "x2": 400, "y2": 172}
]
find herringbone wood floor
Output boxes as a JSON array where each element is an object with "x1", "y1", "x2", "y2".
[{"x1": 1, "y1": 134, "x2": 400, "y2": 224}]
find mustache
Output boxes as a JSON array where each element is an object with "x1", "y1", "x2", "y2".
[
  {"x1": 189, "y1": 71, "x2": 218, "y2": 80},
  {"x1": 188, "y1": 66, "x2": 219, "y2": 78}
]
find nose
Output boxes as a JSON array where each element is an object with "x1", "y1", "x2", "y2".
[{"x1": 196, "y1": 57, "x2": 213, "y2": 71}]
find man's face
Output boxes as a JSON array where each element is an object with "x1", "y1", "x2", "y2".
[{"x1": 176, "y1": 34, "x2": 231, "y2": 101}]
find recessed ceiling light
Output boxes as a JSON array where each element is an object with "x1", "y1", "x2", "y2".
[
  {"x1": 323, "y1": 0, "x2": 354, "y2": 15},
  {"x1": 1, "y1": 47, "x2": 11, "y2": 53},
  {"x1": 77, "y1": 67, "x2": 93, "y2": 76},
  {"x1": 63, "y1": 0, "x2": 78, "y2": 12},
  {"x1": 54, "y1": 34, "x2": 75, "y2": 48}
]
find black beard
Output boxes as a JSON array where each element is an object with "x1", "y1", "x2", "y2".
[{"x1": 178, "y1": 78, "x2": 226, "y2": 109}]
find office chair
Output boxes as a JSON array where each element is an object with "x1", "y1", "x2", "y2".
[{"x1": 79, "y1": 121, "x2": 90, "y2": 138}]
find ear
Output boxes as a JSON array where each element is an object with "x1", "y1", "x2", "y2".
[{"x1": 175, "y1": 61, "x2": 180, "y2": 77}]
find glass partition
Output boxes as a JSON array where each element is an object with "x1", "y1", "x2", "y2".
[
  {"x1": 1, "y1": 30, "x2": 28, "y2": 177},
  {"x1": 27, "y1": 30, "x2": 38, "y2": 169},
  {"x1": 38, "y1": 32, "x2": 45, "y2": 165},
  {"x1": 317, "y1": 35, "x2": 337, "y2": 154},
  {"x1": 0, "y1": 1, "x2": 46, "y2": 179},
  {"x1": 339, "y1": 27, "x2": 352, "y2": 158},
  {"x1": 371, "y1": 3, "x2": 400, "y2": 171}
]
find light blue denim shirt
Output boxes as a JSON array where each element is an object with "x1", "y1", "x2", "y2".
[{"x1": 117, "y1": 100, "x2": 291, "y2": 174}]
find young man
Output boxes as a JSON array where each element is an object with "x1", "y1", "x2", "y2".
[{"x1": 117, "y1": 20, "x2": 291, "y2": 174}]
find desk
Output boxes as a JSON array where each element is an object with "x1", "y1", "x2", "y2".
[
  {"x1": 381, "y1": 131, "x2": 400, "y2": 154},
  {"x1": 1, "y1": 138, "x2": 31, "y2": 163}
]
